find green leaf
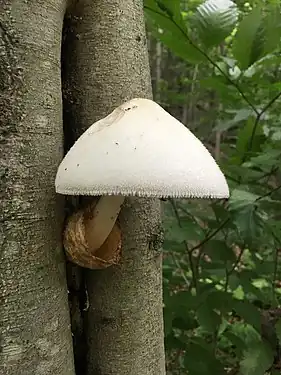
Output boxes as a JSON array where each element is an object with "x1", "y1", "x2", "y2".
[
  {"x1": 173, "y1": 314, "x2": 198, "y2": 331},
  {"x1": 233, "y1": 300, "x2": 262, "y2": 332},
  {"x1": 229, "y1": 189, "x2": 259, "y2": 211},
  {"x1": 164, "y1": 334, "x2": 186, "y2": 350},
  {"x1": 144, "y1": 0, "x2": 204, "y2": 63},
  {"x1": 205, "y1": 290, "x2": 234, "y2": 312},
  {"x1": 204, "y1": 240, "x2": 237, "y2": 264},
  {"x1": 262, "y1": 6, "x2": 281, "y2": 55},
  {"x1": 155, "y1": 0, "x2": 181, "y2": 21},
  {"x1": 166, "y1": 290, "x2": 197, "y2": 310},
  {"x1": 233, "y1": 7, "x2": 264, "y2": 69},
  {"x1": 223, "y1": 330, "x2": 246, "y2": 351},
  {"x1": 184, "y1": 342, "x2": 226, "y2": 375},
  {"x1": 228, "y1": 189, "x2": 266, "y2": 243},
  {"x1": 197, "y1": 304, "x2": 221, "y2": 333},
  {"x1": 165, "y1": 218, "x2": 205, "y2": 243},
  {"x1": 235, "y1": 116, "x2": 265, "y2": 163},
  {"x1": 240, "y1": 342, "x2": 274, "y2": 375},
  {"x1": 229, "y1": 321, "x2": 261, "y2": 346},
  {"x1": 243, "y1": 149, "x2": 281, "y2": 168},
  {"x1": 215, "y1": 108, "x2": 254, "y2": 132},
  {"x1": 211, "y1": 203, "x2": 230, "y2": 222},
  {"x1": 233, "y1": 5, "x2": 281, "y2": 69},
  {"x1": 193, "y1": 0, "x2": 238, "y2": 48}
]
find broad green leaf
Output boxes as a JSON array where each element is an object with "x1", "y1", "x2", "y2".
[
  {"x1": 200, "y1": 77, "x2": 235, "y2": 100},
  {"x1": 205, "y1": 290, "x2": 234, "y2": 312},
  {"x1": 201, "y1": 264, "x2": 228, "y2": 280},
  {"x1": 233, "y1": 300, "x2": 262, "y2": 332},
  {"x1": 144, "y1": 0, "x2": 204, "y2": 62},
  {"x1": 184, "y1": 343, "x2": 226, "y2": 375},
  {"x1": 215, "y1": 108, "x2": 254, "y2": 132},
  {"x1": 229, "y1": 321, "x2": 261, "y2": 346},
  {"x1": 173, "y1": 314, "x2": 198, "y2": 331},
  {"x1": 165, "y1": 218, "x2": 205, "y2": 243},
  {"x1": 166, "y1": 290, "x2": 197, "y2": 310},
  {"x1": 211, "y1": 203, "x2": 230, "y2": 223},
  {"x1": 163, "y1": 239, "x2": 185, "y2": 253},
  {"x1": 243, "y1": 149, "x2": 281, "y2": 168},
  {"x1": 233, "y1": 285, "x2": 245, "y2": 300},
  {"x1": 218, "y1": 317, "x2": 229, "y2": 336},
  {"x1": 263, "y1": 6, "x2": 281, "y2": 55},
  {"x1": 164, "y1": 334, "x2": 186, "y2": 350},
  {"x1": 235, "y1": 116, "x2": 265, "y2": 163},
  {"x1": 155, "y1": 0, "x2": 181, "y2": 22},
  {"x1": 228, "y1": 189, "x2": 265, "y2": 243},
  {"x1": 204, "y1": 240, "x2": 237, "y2": 263},
  {"x1": 232, "y1": 6, "x2": 264, "y2": 69},
  {"x1": 238, "y1": 271, "x2": 266, "y2": 301},
  {"x1": 229, "y1": 189, "x2": 259, "y2": 211},
  {"x1": 223, "y1": 331, "x2": 246, "y2": 351},
  {"x1": 193, "y1": 0, "x2": 238, "y2": 48},
  {"x1": 240, "y1": 342, "x2": 274, "y2": 375},
  {"x1": 233, "y1": 5, "x2": 281, "y2": 69},
  {"x1": 197, "y1": 304, "x2": 221, "y2": 333}
]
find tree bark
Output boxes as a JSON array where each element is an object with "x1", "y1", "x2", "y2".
[
  {"x1": 0, "y1": 1, "x2": 75, "y2": 374},
  {"x1": 62, "y1": 1, "x2": 166, "y2": 374}
]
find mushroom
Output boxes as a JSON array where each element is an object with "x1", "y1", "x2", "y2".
[{"x1": 55, "y1": 98, "x2": 229, "y2": 269}]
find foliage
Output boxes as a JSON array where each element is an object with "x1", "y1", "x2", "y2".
[{"x1": 145, "y1": 0, "x2": 281, "y2": 374}]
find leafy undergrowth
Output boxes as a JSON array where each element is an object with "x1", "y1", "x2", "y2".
[{"x1": 145, "y1": 0, "x2": 281, "y2": 374}]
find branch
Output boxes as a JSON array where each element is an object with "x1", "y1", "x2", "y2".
[
  {"x1": 256, "y1": 184, "x2": 281, "y2": 202},
  {"x1": 242, "y1": 91, "x2": 281, "y2": 164},
  {"x1": 189, "y1": 218, "x2": 230, "y2": 253}
]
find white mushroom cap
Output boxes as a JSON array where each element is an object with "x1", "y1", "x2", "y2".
[{"x1": 55, "y1": 98, "x2": 229, "y2": 199}]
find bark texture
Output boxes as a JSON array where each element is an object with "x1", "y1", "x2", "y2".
[
  {"x1": 0, "y1": 1, "x2": 75, "y2": 374},
  {"x1": 62, "y1": 1, "x2": 166, "y2": 374}
]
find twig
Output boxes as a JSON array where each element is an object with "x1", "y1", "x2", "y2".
[
  {"x1": 189, "y1": 218, "x2": 230, "y2": 254},
  {"x1": 169, "y1": 199, "x2": 198, "y2": 290},
  {"x1": 256, "y1": 184, "x2": 281, "y2": 202},
  {"x1": 242, "y1": 91, "x2": 281, "y2": 164}
]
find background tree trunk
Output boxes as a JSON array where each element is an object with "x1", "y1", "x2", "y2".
[
  {"x1": 0, "y1": 1, "x2": 75, "y2": 374},
  {"x1": 62, "y1": 1, "x2": 166, "y2": 374}
]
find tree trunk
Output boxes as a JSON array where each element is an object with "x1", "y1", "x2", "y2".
[
  {"x1": 62, "y1": 1, "x2": 166, "y2": 374},
  {"x1": 0, "y1": 1, "x2": 75, "y2": 374}
]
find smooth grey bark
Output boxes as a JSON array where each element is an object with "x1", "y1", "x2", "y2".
[
  {"x1": 0, "y1": 1, "x2": 75, "y2": 374},
  {"x1": 62, "y1": 1, "x2": 166, "y2": 374}
]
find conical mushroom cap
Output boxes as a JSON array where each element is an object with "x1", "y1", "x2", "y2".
[{"x1": 55, "y1": 98, "x2": 229, "y2": 199}]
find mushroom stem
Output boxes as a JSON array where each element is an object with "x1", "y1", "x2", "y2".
[{"x1": 83, "y1": 195, "x2": 125, "y2": 251}]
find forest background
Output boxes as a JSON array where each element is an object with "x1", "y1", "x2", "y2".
[{"x1": 147, "y1": 1, "x2": 281, "y2": 374}]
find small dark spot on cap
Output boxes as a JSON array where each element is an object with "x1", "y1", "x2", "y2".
[
  {"x1": 125, "y1": 104, "x2": 137, "y2": 112},
  {"x1": 115, "y1": 142, "x2": 119, "y2": 145},
  {"x1": 64, "y1": 168, "x2": 67, "y2": 171},
  {"x1": 77, "y1": 164, "x2": 80, "y2": 167}
]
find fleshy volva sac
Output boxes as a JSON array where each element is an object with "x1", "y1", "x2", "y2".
[{"x1": 55, "y1": 98, "x2": 229, "y2": 269}]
